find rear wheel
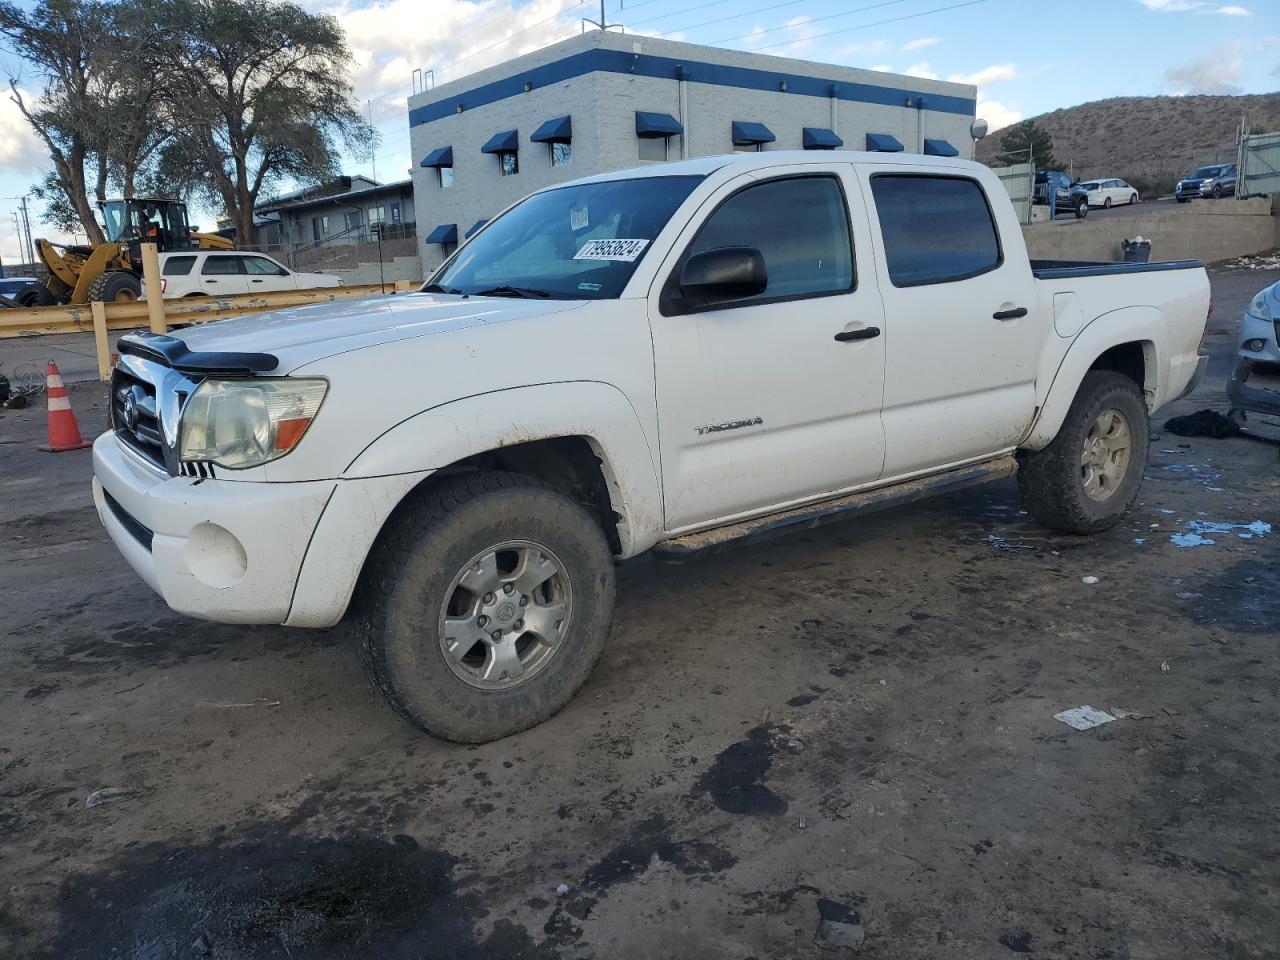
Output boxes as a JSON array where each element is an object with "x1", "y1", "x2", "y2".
[
  {"x1": 87, "y1": 270, "x2": 141, "y2": 303},
  {"x1": 15, "y1": 282, "x2": 55, "y2": 307},
  {"x1": 356, "y1": 472, "x2": 616, "y2": 742},
  {"x1": 1017, "y1": 371, "x2": 1150, "y2": 534}
]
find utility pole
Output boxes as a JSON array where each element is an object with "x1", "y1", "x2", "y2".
[
  {"x1": 368, "y1": 100, "x2": 377, "y2": 184},
  {"x1": 583, "y1": 0, "x2": 621, "y2": 32},
  {"x1": 18, "y1": 196, "x2": 34, "y2": 269}
]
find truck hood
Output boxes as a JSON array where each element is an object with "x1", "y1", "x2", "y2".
[{"x1": 172, "y1": 292, "x2": 586, "y2": 372}]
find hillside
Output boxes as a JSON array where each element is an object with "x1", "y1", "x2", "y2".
[{"x1": 975, "y1": 93, "x2": 1280, "y2": 196}]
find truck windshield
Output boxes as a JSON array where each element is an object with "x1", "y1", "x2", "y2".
[
  {"x1": 430, "y1": 175, "x2": 704, "y2": 300},
  {"x1": 1189, "y1": 166, "x2": 1221, "y2": 179}
]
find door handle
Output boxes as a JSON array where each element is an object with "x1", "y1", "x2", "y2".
[
  {"x1": 834, "y1": 326, "x2": 881, "y2": 342},
  {"x1": 993, "y1": 307, "x2": 1028, "y2": 320},
  {"x1": 251, "y1": 278, "x2": 264, "y2": 283}
]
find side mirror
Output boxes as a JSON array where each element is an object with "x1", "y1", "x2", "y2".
[{"x1": 679, "y1": 247, "x2": 767, "y2": 303}]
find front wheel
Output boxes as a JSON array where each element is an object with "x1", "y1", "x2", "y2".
[
  {"x1": 1129, "y1": 194, "x2": 1138, "y2": 205},
  {"x1": 1211, "y1": 184, "x2": 1223, "y2": 199},
  {"x1": 1104, "y1": 197, "x2": 1112, "y2": 209},
  {"x1": 1017, "y1": 371, "x2": 1150, "y2": 534},
  {"x1": 1075, "y1": 200, "x2": 1088, "y2": 219},
  {"x1": 356, "y1": 472, "x2": 616, "y2": 742}
]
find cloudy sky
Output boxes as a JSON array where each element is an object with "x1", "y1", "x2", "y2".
[{"x1": 0, "y1": 0, "x2": 1275, "y2": 266}]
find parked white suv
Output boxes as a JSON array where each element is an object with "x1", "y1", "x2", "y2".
[
  {"x1": 94, "y1": 152, "x2": 1210, "y2": 742},
  {"x1": 145, "y1": 251, "x2": 341, "y2": 298}
]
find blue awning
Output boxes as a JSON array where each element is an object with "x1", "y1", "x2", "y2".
[
  {"x1": 635, "y1": 111, "x2": 683, "y2": 138},
  {"x1": 419, "y1": 145, "x2": 453, "y2": 168},
  {"x1": 731, "y1": 120, "x2": 775, "y2": 146},
  {"x1": 803, "y1": 127, "x2": 844, "y2": 150},
  {"x1": 866, "y1": 132, "x2": 904, "y2": 153},
  {"x1": 465, "y1": 219, "x2": 488, "y2": 238},
  {"x1": 480, "y1": 129, "x2": 519, "y2": 154},
  {"x1": 923, "y1": 138, "x2": 959, "y2": 157},
  {"x1": 530, "y1": 115, "x2": 572, "y2": 143},
  {"x1": 424, "y1": 223, "x2": 458, "y2": 245}
]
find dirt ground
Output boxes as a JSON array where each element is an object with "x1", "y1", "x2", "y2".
[{"x1": 2, "y1": 263, "x2": 1278, "y2": 960}]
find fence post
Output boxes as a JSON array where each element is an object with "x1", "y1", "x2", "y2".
[
  {"x1": 140, "y1": 242, "x2": 167, "y2": 334},
  {"x1": 91, "y1": 301, "x2": 111, "y2": 380}
]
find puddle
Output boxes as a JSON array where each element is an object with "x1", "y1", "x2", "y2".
[{"x1": 1170, "y1": 520, "x2": 1271, "y2": 548}]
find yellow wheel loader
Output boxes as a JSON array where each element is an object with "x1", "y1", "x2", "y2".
[{"x1": 10, "y1": 198, "x2": 233, "y2": 307}]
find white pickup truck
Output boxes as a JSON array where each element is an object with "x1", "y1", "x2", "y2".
[{"x1": 93, "y1": 152, "x2": 1210, "y2": 742}]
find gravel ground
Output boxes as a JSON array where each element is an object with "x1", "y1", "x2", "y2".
[{"x1": 1, "y1": 263, "x2": 1278, "y2": 960}]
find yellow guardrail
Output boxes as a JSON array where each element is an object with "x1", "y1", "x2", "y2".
[{"x1": 0, "y1": 243, "x2": 417, "y2": 379}]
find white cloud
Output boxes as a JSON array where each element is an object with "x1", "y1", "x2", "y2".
[
  {"x1": 1137, "y1": 0, "x2": 1252, "y2": 11},
  {"x1": 1163, "y1": 41, "x2": 1245, "y2": 93},
  {"x1": 901, "y1": 36, "x2": 940, "y2": 51},
  {"x1": 1216, "y1": 5, "x2": 1250, "y2": 14},
  {"x1": 976, "y1": 98, "x2": 1022, "y2": 132},
  {"x1": 903, "y1": 62, "x2": 938, "y2": 80},
  {"x1": 868, "y1": 64, "x2": 892, "y2": 72},
  {"x1": 947, "y1": 63, "x2": 1016, "y2": 87},
  {"x1": 0, "y1": 90, "x2": 48, "y2": 174}
]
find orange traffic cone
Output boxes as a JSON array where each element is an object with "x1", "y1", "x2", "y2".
[{"x1": 39, "y1": 361, "x2": 94, "y2": 452}]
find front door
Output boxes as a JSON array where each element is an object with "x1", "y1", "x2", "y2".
[
  {"x1": 863, "y1": 170, "x2": 1040, "y2": 477},
  {"x1": 649, "y1": 167, "x2": 887, "y2": 531}
]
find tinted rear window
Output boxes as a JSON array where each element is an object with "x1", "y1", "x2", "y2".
[
  {"x1": 163, "y1": 255, "x2": 196, "y2": 276},
  {"x1": 870, "y1": 175, "x2": 1002, "y2": 287},
  {"x1": 201, "y1": 255, "x2": 242, "y2": 276}
]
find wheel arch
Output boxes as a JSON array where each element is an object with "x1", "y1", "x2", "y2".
[{"x1": 1021, "y1": 306, "x2": 1163, "y2": 451}]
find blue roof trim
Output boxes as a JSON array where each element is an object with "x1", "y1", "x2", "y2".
[
  {"x1": 409, "y1": 48, "x2": 975, "y2": 128},
  {"x1": 419, "y1": 145, "x2": 453, "y2": 167},
  {"x1": 802, "y1": 127, "x2": 843, "y2": 149},
  {"x1": 465, "y1": 219, "x2": 488, "y2": 238},
  {"x1": 866, "y1": 132, "x2": 904, "y2": 152},
  {"x1": 480, "y1": 129, "x2": 519, "y2": 153},
  {"x1": 425, "y1": 223, "x2": 458, "y2": 244},
  {"x1": 731, "y1": 120, "x2": 775, "y2": 145},
  {"x1": 636, "y1": 111, "x2": 683, "y2": 137},
  {"x1": 923, "y1": 138, "x2": 959, "y2": 157},
  {"x1": 530, "y1": 115, "x2": 572, "y2": 142}
]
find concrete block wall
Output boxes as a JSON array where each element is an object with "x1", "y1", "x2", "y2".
[
  {"x1": 407, "y1": 30, "x2": 976, "y2": 273},
  {"x1": 331, "y1": 255, "x2": 424, "y2": 287},
  {"x1": 1022, "y1": 197, "x2": 1278, "y2": 264}
]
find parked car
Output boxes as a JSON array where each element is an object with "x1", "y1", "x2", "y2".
[
  {"x1": 0, "y1": 276, "x2": 40, "y2": 299},
  {"x1": 1034, "y1": 170, "x2": 1089, "y2": 218},
  {"x1": 1079, "y1": 179, "x2": 1139, "y2": 208},
  {"x1": 1227, "y1": 278, "x2": 1280, "y2": 421},
  {"x1": 94, "y1": 151, "x2": 1210, "y2": 742},
  {"x1": 142, "y1": 251, "x2": 341, "y2": 298},
  {"x1": 1175, "y1": 163, "x2": 1237, "y2": 201}
]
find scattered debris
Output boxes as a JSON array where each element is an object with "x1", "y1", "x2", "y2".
[
  {"x1": 1160, "y1": 661, "x2": 1171, "y2": 673},
  {"x1": 1166, "y1": 409, "x2": 1239, "y2": 439},
  {"x1": 786, "y1": 739, "x2": 805, "y2": 754},
  {"x1": 1133, "y1": 538, "x2": 1146, "y2": 545},
  {"x1": 556, "y1": 883, "x2": 570, "y2": 896},
  {"x1": 1230, "y1": 252, "x2": 1280, "y2": 270},
  {"x1": 815, "y1": 898, "x2": 865, "y2": 950},
  {"x1": 191, "y1": 932, "x2": 212, "y2": 956},
  {"x1": 1170, "y1": 519, "x2": 1271, "y2": 547},
  {"x1": 1053, "y1": 706, "x2": 1116, "y2": 731},
  {"x1": 1081, "y1": 575, "x2": 1100, "y2": 585},
  {"x1": 85, "y1": 787, "x2": 135, "y2": 808},
  {"x1": 208, "y1": 698, "x2": 283, "y2": 708},
  {"x1": 1110, "y1": 707, "x2": 1152, "y2": 720}
]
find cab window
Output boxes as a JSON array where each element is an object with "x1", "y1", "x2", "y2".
[
  {"x1": 201, "y1": 255, "x2": 243, "y2": 276},
  {"x1": 870, "y1": 174, "x2": 1002, "y2": 287},
  {"x1": 162, "y1": 255, "x2": 197, "y2": 276}
]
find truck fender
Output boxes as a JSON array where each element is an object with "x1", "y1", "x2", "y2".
[
  {"x1": 344, "y1": 380, "x2": 663, "y2": 557},
  {"x1": 1020, "y1": 305, "x2": 1162, "y2": 451}
]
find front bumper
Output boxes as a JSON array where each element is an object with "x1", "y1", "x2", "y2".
[
  {"x1": 1238, "y1": 310, "x2": 1280, "y2": 364},
  {"x1": 92, "y1": 432, "x2": 336, "y2": 624},
  {"x1": 1227, "y1": 358, "x2": 1280, "y2": 418}
]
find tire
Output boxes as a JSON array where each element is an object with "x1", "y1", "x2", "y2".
[
  {"x1": 1017, "y1": 370, "x2": 1150, "y2": 535},
  {"x1": 1129, "y1": 194, "x2": 1138, "y2": 205},
  {"x1": 16, "y1": 282, "x2": 55, "y2": 307},
  {"x1": 1104, "y1": 197, "x2": 1112, "y2": 209},
  {"x1": 87, "y1": 270, "x2": 141, "y2": 303},
  {"x1": 1176, "y1": 197, "x2": 1187, "y2": 203},
  {"x1": 356, "y1": 471, "x2": 616, "y2": 742},
  {"x1": 1075, "y1": 200, "x2": 1088, "y2": 219},
  {"x1": 1211, "y1": 184, "x2": 1222, "y2": 199}
]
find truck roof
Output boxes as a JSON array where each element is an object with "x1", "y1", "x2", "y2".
[{"x1": 567, "y1": 149, "x2": 978, "y2": 186}]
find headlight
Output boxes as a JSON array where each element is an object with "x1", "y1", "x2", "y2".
[
  {"x1": 1247, "y1": 290, "x2": 1271, "y2": 322},
  {"x1": 179, "y1": 378, "x2": 327, "y2": 469}
]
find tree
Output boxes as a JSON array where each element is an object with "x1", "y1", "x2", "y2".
[
  {"x1": 996, "y1": 120, "x2": 1059, "y2": 171},
  {"x1": 30, "y1": 169, "x2": 82, "y2": 234},
  {"x1": 0, "y1": 0, "x2": 116, "y2": 243},
  {"x1": 154, "y1": 0, "x2": 374, "y2": 244}
]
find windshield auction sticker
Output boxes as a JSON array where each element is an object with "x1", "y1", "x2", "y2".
[{"x1": 574, "y1": 238, "x2": 649, "y2": 262}]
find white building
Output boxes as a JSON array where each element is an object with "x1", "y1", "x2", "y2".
[{"x1": 408, "y1": 30, "x2": 977, "y2": 271}]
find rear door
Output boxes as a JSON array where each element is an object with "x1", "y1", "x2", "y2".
[
  {"x1": 649, "y1": 165, "x2": 887, "y2": 530},
  {"x1": 242, "y1": 254, "x2": 296, "y2": 291},
  {"x1": 198, "y1": 254, "x2": 250, "y2": 296},
  {"x1": 862, "y1": 168, "x2": 1039, "y2": 477}
]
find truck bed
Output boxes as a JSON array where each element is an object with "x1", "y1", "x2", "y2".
[{"x1": 1031, "y1": 258, "x2": 1204, "y2": 280}]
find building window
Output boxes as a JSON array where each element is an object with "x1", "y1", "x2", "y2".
[
  {"x1": 499, "y1": 152, "x2": 518, "y2": 176},
  {"x1": 551, "y1": 142, "x2": 572, "y2": 167},
  {"x1": 438, "y1": 166, "x2": 454, "y2": 188},
  {"x1": 733, "y1": 143, "x2": 762, "y2": 154},
  {"x1": 390, "y1": 203, "x2": 402, "y2": 225},
  {"x1": 638, "y1": 137, "x2": 667, "y2": 162},
  {"x1": 343, "y1": 210, "x2": 359, "y2": 232},
  {"x1": 368, "y1": 206, "x2": 385, "y2": 225}
]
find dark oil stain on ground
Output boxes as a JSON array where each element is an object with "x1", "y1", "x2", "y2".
[
  {"x1": 43, "y1": 827, "x2": 552, "y2": 960},
  {"x1": 1181, "y1": 558, "x2": 1280, "y2": 633},
  {"x1": 693, "y1": 725, "x2": 788, "y2": 816}
]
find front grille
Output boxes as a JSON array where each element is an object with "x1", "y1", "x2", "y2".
[
  {"x1": 103, "y1": 490, "x2": 153, "y2": 551},
  {"x1": 111, "y1": 366, "x2": 166, "y2": 470}
]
